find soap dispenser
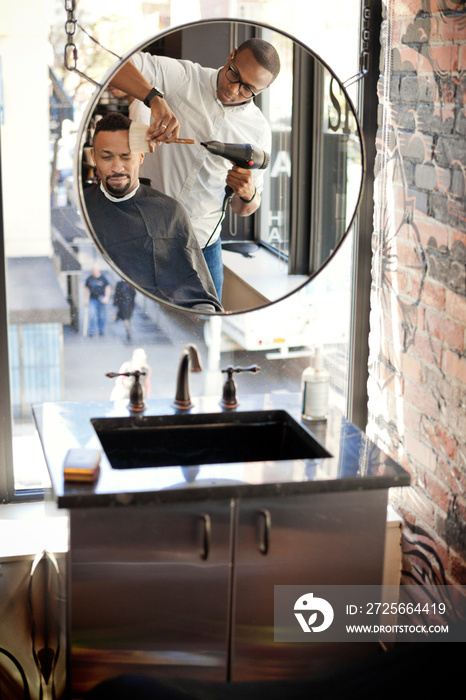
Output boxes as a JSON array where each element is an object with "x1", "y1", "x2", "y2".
[{"x1": 301, "y1": 347, "x2": 330, "y2": 421}]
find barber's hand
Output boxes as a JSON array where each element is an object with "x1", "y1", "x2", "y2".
[
  {"x1": 226, "y1": 166, "x2": 255, "y2": 201},
  {"x1": 146, "y1": 98, "x2": 180, "y2": 145}
]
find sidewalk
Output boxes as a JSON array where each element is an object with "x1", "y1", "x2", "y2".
[{"x1": 63, "y1": 292, "x2": 208, "y2": 403}]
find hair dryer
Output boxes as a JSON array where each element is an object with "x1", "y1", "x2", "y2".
[{"x1": 201, "y1": 141, "x2": 270, "y2": 170}]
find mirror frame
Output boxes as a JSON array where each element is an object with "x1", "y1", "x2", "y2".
[{"x1": 75, "y1": 18, "x2": 365, "y2": 316}]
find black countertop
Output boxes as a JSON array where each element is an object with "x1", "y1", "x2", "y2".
[{"x1": 33, "y1": 394, "x2": 410, "y2": 508}]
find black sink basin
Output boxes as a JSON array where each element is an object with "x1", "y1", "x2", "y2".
[{"x1": 91, "y1": 410, "x2": 331, "y2": 470}]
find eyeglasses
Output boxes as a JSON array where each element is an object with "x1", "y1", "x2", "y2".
[{"x1": 225, "y1": 61, "x2": 257, "y2": 99}]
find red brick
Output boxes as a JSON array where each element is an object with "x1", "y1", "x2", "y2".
[
  {"x1": 450, "y1": 229, "x2": 466, "y2": 249},
  {"x1": 437, "y1": 453, "x2": 462, "y2": 494},
  {"x1": 437, "y1": 428, "x2": 459, "y2": 460},
  {"x1": 402, "y1": 401, "x2": 423, "y2": 434},
  {"x1": 445, "y1": 290, "x2": 466, "y2": 324},
  {"x1": 395, "y1": 220, "x2": 422, "y2": 251},
  {"x1": 417, "y1": 217, "x2": 450, "y2": 248},
  {"x1": 460, "y1": 44, "x2": 466, "y2": 72},
  {"x1": 450, "y1": 552, "x2": 466, "y2": 585},
  {"x1": 446, "y1": 577, "x2": 466, "y2": 607},
  {"x1": 405, "y1": 430, "x2": 440, "y2": 472},
  {"x1": 451, "y1": 461, "x2": 466, "y2": 494},
  {"x1": 391, "y1": 268, "x2": 410, "y2": 296},
  {"x1": 425, "y1": 310, "x2": 465, "y2": 349},
  {"x1": 412, "y1": 329, "x2": 443, "y2": 366},
  {"x1": 454, "y1": 412, "x2": 466, "y2": 448},
  {"x1": 391, "y1": 18, "x2": 419, "y2": 47},
  {"x1": 426, "y1": 536, "x2": 452, "y2": 576},
  {"x1": 399, "y1": 289, "x2": 425, "y2": 319},
  {"x1": 396, "y1": 241, "x2": 427, "y2": 270},
  {"x1": 438, "y1": 13, "x2": 466, "y2": 43},
  {"x1": 391, "y1": 19, "x2": 406, "y2": 46},
  {"x1": 421, "y1": 421, "x2": 458, "y2": 461},
  {"x1": 429, "y1": 45, "x2": 460, "y2": 76},
  {"x1": 400, "y1": 352, "x2": 423, "y2": 383},
  {"x1": 428, "y1": 0, "x2": 461, "y2": 14},
  {"x1": 393, "y1": 1, "x2": 423, "y2": 20},
  {"x1": 413, "y1": 277, "x2": 446, "y2": 311},
  {"x1": 417, "y1": 48, "x2": 442, "y2": 80},
  {"x1": 380, "y1": 312, "x2": 414, "y2": 348},
  {"x1": 443, "y1": 349, "x2": 466, "y2": 384}
]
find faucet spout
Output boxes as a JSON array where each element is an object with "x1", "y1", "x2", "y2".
[{"x1": 173, "y1": 344, "x2": 202, "y2": 410}]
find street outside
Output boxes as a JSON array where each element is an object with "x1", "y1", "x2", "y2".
[{"x1": 13, "y1": 276, "x2": 316, "y2": 491}]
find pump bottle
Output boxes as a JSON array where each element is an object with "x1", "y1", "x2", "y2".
[{"x1": 301, "y1": 347, "x2": 330, "y2": 420}]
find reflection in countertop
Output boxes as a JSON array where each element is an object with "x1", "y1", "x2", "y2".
[{"x1": 33, "y1": 393, "x2": 410, "y2": 508}]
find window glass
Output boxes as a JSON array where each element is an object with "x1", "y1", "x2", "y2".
[
  {"x1": 1, "y1": 0, "x2": 362, "y2": 494},
  {"x1": 259, "y1": 30, "x2": 292, "y2": 258}
]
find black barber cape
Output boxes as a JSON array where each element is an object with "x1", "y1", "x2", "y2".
[{"x1": 84, "y1": 184, "x2": 222, "y2": 312}]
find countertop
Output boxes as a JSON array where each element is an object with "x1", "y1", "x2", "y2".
[{"x1": 33, "y1": 393, "x2": 410, "y2": 508}]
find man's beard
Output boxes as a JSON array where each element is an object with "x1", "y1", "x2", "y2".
[{"x1": 105, "y1": 175, "x2": 131, "y2": 197}]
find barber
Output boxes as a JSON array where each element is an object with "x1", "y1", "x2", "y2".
[{"x1": 109, "y1": 38, "x2": 280, "y2": 299}]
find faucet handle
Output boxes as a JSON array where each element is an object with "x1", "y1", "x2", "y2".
[
  {"x1": 106, "y1": 370, "x2": 147, "y2": 379},
  {"x1": 220, "y1": 365, "x2": 260, "y2": 409},
  {"x1": 106, "y1": 370, "x2": 146, "y2": 412}
]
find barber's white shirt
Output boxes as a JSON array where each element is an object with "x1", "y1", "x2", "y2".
[{"x1": 129, "y1": 52, "x2": 272, "y2": 248}]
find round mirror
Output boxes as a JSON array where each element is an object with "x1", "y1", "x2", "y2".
[{"x1": 76, "y1": 19, "x2": 364, "y2": 316}]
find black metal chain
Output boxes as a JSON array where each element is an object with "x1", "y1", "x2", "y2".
[
  {"x1": 64, "y1": 0, "x2": 79, "y2": 73},
  {"x1": 63, "y1": 0, "x2": 120, "y2": 87}
]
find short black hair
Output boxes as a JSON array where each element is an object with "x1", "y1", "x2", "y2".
[
  {"x1": 236, "y1": 38, "x2": 281, "y2": 83},
  {"x1": 94, "y1": 112, "x2": 131, "y2": 140}
]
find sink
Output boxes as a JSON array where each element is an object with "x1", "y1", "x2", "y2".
[{"x1": 91, "y1": 410, "x2": 331, "y2": 470}]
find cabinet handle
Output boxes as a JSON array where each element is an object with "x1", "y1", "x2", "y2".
[
  {"x1": 257, "y1": 508, "x2": 271, "y2": 555},
  {"x1": 198, "y1": 513, "x2": 211, "y2": 560}
]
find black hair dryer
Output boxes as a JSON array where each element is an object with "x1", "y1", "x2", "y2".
[
  {"x1": 201, "y1": 140, "x2": 270, "y2": 170},
  {"x1": 201, "y1": 141, "x2": 270, "y2": 197}
]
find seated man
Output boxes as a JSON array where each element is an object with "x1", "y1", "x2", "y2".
[{"x1": 84, "y1": 113, "x2": 222, "y2": 313}]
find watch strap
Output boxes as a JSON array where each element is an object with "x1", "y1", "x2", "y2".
[
  {"x1": 143, "y1": 87, "x2": 164, "y2": 107},
  {"x1": 240, "y1": 187, "x2": 257, "y2": 203}
]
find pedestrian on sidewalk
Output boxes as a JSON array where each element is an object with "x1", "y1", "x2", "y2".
[
  {"x1": 113, "y1": 279, "x2": 136, "y2": 341},
  {"x1": 84, "y1": 264, "x2": 111, "y2": 337}
]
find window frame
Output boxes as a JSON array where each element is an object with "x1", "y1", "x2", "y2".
[{"x1": 0, "y1": 1, "x2": 380, "y2": 501}]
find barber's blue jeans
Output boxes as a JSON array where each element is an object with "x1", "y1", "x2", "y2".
[
  {"x1": 203, "y1": 237, "x2": 224, "y2": 302},
  {"x1": 88, "y1": 298, "x2": 107, "y2": 336}
]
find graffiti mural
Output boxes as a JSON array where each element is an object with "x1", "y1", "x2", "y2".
[{"x1": 368, "y1": 0, "x2": 466, "y2": 584}]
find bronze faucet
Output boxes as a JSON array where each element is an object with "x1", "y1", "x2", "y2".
[
  {"x1": 173, "y1": 344, "x2": 202, "y2": 410},
  {"x1": 106, "y1": 370, "x2": 146, "y2": 412},
  {"x1": 220, "y1": 365, "x2": 260, "y2": 408}
]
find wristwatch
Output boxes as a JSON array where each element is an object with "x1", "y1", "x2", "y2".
[{"x1": 143, "y1": 87, "x2": 164, "y2": 107}]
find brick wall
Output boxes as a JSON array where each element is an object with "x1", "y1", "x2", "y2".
[{"x1": 368, "y1": 0, "x2": 466, "y2": 586}]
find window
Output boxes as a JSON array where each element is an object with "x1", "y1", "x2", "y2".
[{"x1": 0, "y1": 0, "x2": 369, "y2": 501}]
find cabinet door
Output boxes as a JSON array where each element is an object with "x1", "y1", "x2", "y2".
[
  {"x1": 69, "y1": 500, "x2": 233, "y2": 693},
  {"x1": 231, "y1": 490, "x2": 388, "y2": 681}
]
